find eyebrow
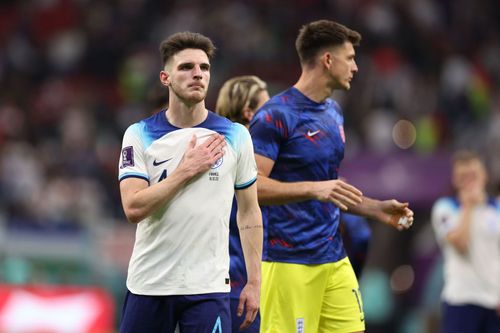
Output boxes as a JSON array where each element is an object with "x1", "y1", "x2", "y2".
[{"x1": 177, "y1": 61, "x2": 210, "y2": 68}]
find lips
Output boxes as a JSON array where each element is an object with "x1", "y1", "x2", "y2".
[{"x1": 189, "y1": 83, "x2": 204, "y2": 89}]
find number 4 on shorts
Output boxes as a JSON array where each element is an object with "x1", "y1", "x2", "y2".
[{"x1": 212, "y1": 316, "x2": 222, "y2": 333}]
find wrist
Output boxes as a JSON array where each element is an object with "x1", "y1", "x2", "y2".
[
  {"x1": 304, "y1": 181, "x2": 316, "y2": 200},
  {"x1": 363, "y1": 198, "x2": 381, "y2": 221},
  {"x1": 245, "y1": 277, "x2": 261, "y2": 287},
  {"x1": 171, "y1": 165, "x2": 195, "y2": 184}
]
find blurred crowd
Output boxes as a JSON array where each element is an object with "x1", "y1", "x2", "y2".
[
  {"x1": 1, "y1": 1, "x2": 499, "y2": 331},
  {"x1": 0, "y1": 0, "x2": 499, "y2": 232}
]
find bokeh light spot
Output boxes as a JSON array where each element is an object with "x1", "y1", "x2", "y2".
[
  {"x1": 392, "y1": 120, "x2": 417, "y2": 149},
  {"x1": 390, "y1": 264, "x2": 415, "y2": 293}
]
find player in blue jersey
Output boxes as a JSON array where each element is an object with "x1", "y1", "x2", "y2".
[
  {"x1": 249, "y1": 20, "x2": 414, "y2": 333},
  {"x1": 431, "y1": 150, "x2": 500, "y2": 333},
  {"x1": 118, "y1": 32, "x2": 263, "y2": 333},
  {"x1": 216, "y1": 75, "x2": 270, "y2": 332}
]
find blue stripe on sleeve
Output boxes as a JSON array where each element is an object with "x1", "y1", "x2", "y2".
[
  {"x1": 119, "y1": 172, "x2": 150, "y2": 184},
  {"x1": 235, "y1": 177, "x2": 256, "y2": 190}
]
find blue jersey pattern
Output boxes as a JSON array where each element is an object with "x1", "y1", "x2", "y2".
[{"x1": 249, "y1": 87, "x2": 347, "y2": 264}]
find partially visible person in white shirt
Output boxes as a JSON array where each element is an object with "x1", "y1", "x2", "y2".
[{"x1": 432, "y1": 150, "x2": 500, "y2": 333}]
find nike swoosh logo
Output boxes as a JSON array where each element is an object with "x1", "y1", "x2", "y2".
[
  {"x1": 153, "y1": 158, "x2": 172, "y2": 166},
  {"x1": 307, "y1": 130, "x2": 321, "y2": 137}
]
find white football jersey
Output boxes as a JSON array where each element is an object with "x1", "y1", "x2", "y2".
[
  {"x1": 118, "y1": 110, "x2": 257, "y2": 295},
  {"x1": 432, "y1": 197, "x2": 500, "y2": 308}
]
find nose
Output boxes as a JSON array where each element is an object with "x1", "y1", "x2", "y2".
[
  {"x1": 352, "y1": 61, "x2": 358, "y2": 73},
  {"x1": 193, "y1": 65, "x2": 203, "y2": 79}
]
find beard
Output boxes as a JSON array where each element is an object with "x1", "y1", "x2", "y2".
[
  {"x1": 332, "y1": 76, "x2": 351, "y2": 91},
  {"x1": 169, "y1": 81, "x2": 207, "y2": 105}
]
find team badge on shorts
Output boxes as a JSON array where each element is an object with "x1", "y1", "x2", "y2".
[{"x1": 296, "y1": 318, "x2": 304, "y2": 333}]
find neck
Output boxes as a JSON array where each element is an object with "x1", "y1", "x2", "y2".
[
  {"x1": 293, "y1": 67, "x2": 334, "y2": 103},
  {"x1": 166, "y1": 97, "x2": 208, "y2": 128}
]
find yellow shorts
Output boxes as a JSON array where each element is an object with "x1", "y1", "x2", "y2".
[{"x1": 260, "y1": 257, "x2": 365, "y2": 333}]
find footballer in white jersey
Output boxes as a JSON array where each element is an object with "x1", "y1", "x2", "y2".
[
  {"x1": 119, "y1": 31, "x2": 262, "y2": 333},
  {"x1": 119, "y1": 110, "x2": 257, "y2": 295},
  {"x1": 432, "y1": 196, "x2": 500, "y2": 308},
  {"x1": 431, "y1": 150, "x2": 500, "y2": 333}
]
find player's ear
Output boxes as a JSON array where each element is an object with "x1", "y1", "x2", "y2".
[
  {"x1": 321, "y1": 52, "x2": 333, "y2": 69},
  {"x1": 160, "y1": 70, "x2": 170, "y2": 87}
]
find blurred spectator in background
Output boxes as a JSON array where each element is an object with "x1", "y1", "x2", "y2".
[{"x1": 431, "y1": 150, "x2": 500, "y2": 333}]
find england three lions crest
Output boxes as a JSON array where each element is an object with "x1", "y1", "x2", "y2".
[
  {"x1": 212, "y1": 156, "x2": 223, "y2": 169},
  {"x1": 209, "y1": 156, "x2": 223, "y2": 181}
]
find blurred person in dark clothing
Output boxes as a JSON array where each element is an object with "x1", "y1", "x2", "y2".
[{"x1": 340, "y1": 213, "x2": 371, "y2": 278}]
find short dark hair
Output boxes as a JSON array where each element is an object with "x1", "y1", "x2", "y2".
[
  {"x1": 452, "y1": 150, "x2": 483, "y2": 165},
  {"x1": 295, "y1": 20, "x2": 361, "y2": 65},
  {"x1": 159, "y1": 32, "x2": 216, "y2": 67}
]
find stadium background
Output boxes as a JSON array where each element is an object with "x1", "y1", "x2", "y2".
[{"x1": 0, "y1": 0, "x2": 499, "y2": 331}]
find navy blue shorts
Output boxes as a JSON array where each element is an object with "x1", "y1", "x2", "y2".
[
  {"x1": 119, "y1": 290, "x2": 231, "y2": 333},
  {"x1": 442, "y1": 302, "x2": 500, "y2": 333},
  {"x1": 229, "y1": 298, "x2": 260, "y2": 332}
]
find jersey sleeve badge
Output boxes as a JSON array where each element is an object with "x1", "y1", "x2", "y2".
[{"x1": 120, "y1": 146, "x2": 135, "y2": 168}]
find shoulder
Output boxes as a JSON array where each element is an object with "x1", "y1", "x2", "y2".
[
  {"x1": 252, "y1": 88, "x2": 302, "y2": 125},
  {"x1": 431, "y1": 197, "x2": 461, "y2": 235},
  {"x1": 124, "y1": 110, "x2": 166, "y2": 134},
  {"x1": 198, "y1": 111, "x2": 236, "y2": 136},
  {"x1": 260, "y1": 88, "x2": 299, "y2": 112},
  {"x1": 203, "y1": 111, "x2": 239, "y2": 134},
  {"x1": 123, "y1": 120, "x2": 149, "y2": 141},
  {"x1": 206, "y1": 110, "x2": 233, "y2": 126},
  {"x1": 488, "y1": 196, "x2": 500, "y2": 212},
  {"x1": 433, "y1": 196, "x2": 459, "y2": 208},
  {"x1": 326, "y1": 98, "x2": 344, "y2": 122},
  {"x1": 227, "y1": 121, "x2": 250, "y2": 140},
  {"x1": 432, "y1": 196, "x2": 459, "y2": 214},
  {"x1": 141, "y1": 110, "x2": 168, "y2": 129},
  {"x1": 329, "y1": 98, "x2": 342, "y2": 111},
  {"x1": 206, "y1": 112, "x2": 250, "y2": 148}
]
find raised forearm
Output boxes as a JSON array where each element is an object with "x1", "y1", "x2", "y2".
[
  {"x1": 254, "y1": 153, "x2": 362, "y2": 208},
  {"x1": 446, "y1": 206, "x2": 473, "y2": 254},
  {"x1": 347, "y1": 196, "x2": 414, "y2": 230},
  {"x1": 122, "y1": 134, "x2": 225, "y2": 223},
  {"x1": 256, "y1": 174, "x2": 315, "y2": 206},
  {"x1": 347, "y1": 196, "x2": 380, "y2": 220},
  {"x1": 121, "y1": 168, "x2": 193, "y2": 223}
]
